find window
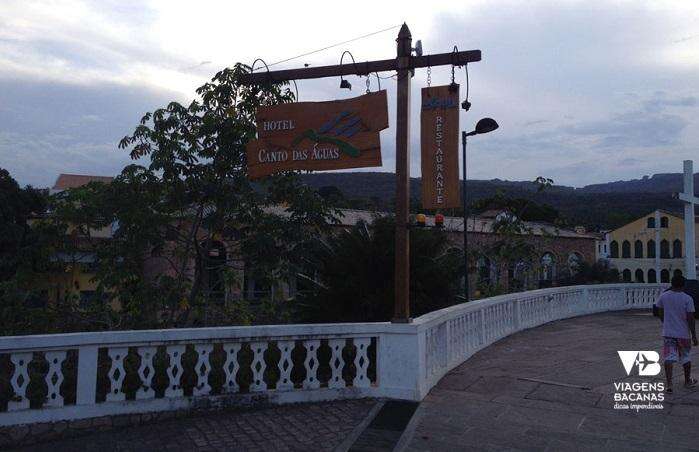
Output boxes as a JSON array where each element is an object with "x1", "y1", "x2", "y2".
[
  {"x1": 673, "y1": 239, "x2": 682, "y2": 258},
  {"x1": 634, "y1": 269, "x2": 644, "y2": 283},
  {"x1": 661, "y1": 216, "x2": 669, "y2": 228},
  {"x1": 199, "y1": 241, "x2": 227, "y2": 303},
  {"x1": 568, "y1": 252, "x2": 582, "y2": 275},
  {"x1": 660, "y1": 240, "x2": 670, "y2": 259},
  {"x1": 540, "y1": 253, "x2": 556, "y2": 287},
  {"x1": 610, "y1": 241, "x2": 619, "y2": 258},
  {"x1": 674, "y1": 269, "x2": 683, "y2": 278},
  {"x1": 622, "y1": 241, "x2": 631, "y2": 258},
  {"x1": 648, "y1": 269, "x2": 657, "y2": 283},
  {"x1": 647, "y1": 217, "x2": 655, "y2": 228},
  {"x1": 477, "y1": 256, "x2": 492, "y2": 284},
  {"x1": 647, "y1": 240, "x2": 656, "y2": 258},
  {"x1": 511, "y1": 260, "x2": 531, "y2": 291},
  {"x1": 661, "y1": 269, "x2": 670, "y2": 283},
  {"x1": 622, "y1": 269, "x2": 632, "y2": 282},
  {"x1": 634, "y1": 240, "x2": 643, "y2": 258}
]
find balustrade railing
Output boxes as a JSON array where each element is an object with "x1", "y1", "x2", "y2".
[{"x1": 0, "y1": 283, "x2": 663, "y2": 427}]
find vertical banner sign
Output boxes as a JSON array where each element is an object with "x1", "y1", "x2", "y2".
[
  {"x1": 420, "y1": 84, "x2": 460, "y2": 209},
  {"x1": 246, "y1": 90, "x2": 388, "y2": 179}
]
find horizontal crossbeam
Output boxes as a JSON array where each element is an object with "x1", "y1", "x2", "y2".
[
  {"x1": 678, "y1": 192, "x2": 699, "y2": 204},
  {"x1": 239, "y1": 50, "x2": 481, "y2": 84}
]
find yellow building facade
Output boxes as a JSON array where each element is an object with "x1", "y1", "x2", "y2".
[{"x1": 605, "y1": 210, "x2": 699, "y2": 283}]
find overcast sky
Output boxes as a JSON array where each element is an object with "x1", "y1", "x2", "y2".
[{"x1": 1, "y1": 0, "x2": 698, "y2": 188}]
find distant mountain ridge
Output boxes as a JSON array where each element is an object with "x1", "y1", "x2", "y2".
[{"x1": 299, "y1": 171, "x2": 698, "y2": 230}]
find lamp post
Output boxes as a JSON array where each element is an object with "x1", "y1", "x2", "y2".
[{"x1": 462, "y1": 118, "x2": 499, "y2": 301}]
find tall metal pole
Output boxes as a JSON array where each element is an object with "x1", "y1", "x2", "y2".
[
  {"x1": 462, "y1": 131, "x2": 469, "y2": 301},
  {"x1": 683, "y1": 160, "x2": 697, "y2": 280},
  {"x1": 393, "y1": 23, "x2": 412, "y2": 322}
]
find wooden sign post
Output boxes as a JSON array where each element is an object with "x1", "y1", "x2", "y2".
[{"x1": 239, "y1": 24, "x2": 482, "y2": 322}]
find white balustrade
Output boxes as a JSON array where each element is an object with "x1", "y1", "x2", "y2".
[
  {"x1": 302, "y1": 340, "x2": 321, "y2": 390},
  {"x1": 106, "y1": 347, "x2": 127, "y2": 402},
  {"x1": 222, "y1": 343, "x2": 241, "y2": 393},
  {"x1": 136, "y1": 346, "x2": 156, "y2": 400},
  {"x1": 44, "y1": 351, "x2": 66, "y2": 408},
  {"x1": 0, "y1": 283, "x2": 665, "y2": 428}
]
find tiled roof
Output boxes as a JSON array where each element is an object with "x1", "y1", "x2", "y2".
[
  {"x1": 52, "y1": 174, "x2": 114, "y2": 191},
  {"x1": 325, "y1": 208, "x2": 597, "y2": 239}
]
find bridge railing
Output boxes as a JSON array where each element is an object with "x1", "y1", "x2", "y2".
[
  {"x1": 413, "y1": 283, "x2": 664, "y2": 396},
  {"x1": 0, "y1": 283, "x2": 663, "y2": 427}
]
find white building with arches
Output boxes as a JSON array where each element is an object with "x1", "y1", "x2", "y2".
[{"x1": 604, "y1": 210, "x2": 699, "y2": 283}]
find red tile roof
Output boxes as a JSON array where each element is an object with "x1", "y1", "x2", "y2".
[{"x1": 52, "y1": 174, "x2": 113, "y2": 191}]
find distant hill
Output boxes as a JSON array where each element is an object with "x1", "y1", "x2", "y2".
[
  {"x1": 580, "y1": 173, "x2": 699, "y2": 194},
  {"x1": 300, "y1": 171, "x2": 697, "y2": 231}
]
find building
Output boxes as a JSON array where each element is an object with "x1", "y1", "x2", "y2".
[
  {"x1": 293, "y1": 209, "x2": 597, "y2": 297},
  {"x1": 34, "y1": 174, "x2": 115, "y2": 306},
  {"x1": 604, "y1": 210, "x2": 699, "y2": 283},
  {"x1": 34, "y1": 174, "x2": 598, "y2": 306}
]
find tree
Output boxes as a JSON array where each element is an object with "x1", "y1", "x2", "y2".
[
  {"x1": 295, "y1": 216, "x2": 463, "y2": 322},
  {"x1": 54, "y1": 64, "x2": 339, "y2": 329},
  {"x1": 557, "y1": 260, "x2": 620, "y2": 285},
  {"x1": 0, "y1": 169, "x2": 50, "y2": 281}
]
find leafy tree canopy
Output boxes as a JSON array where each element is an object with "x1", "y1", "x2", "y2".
[{"x1": 50, "y1": 64, "x2": 340, "y2": 329}]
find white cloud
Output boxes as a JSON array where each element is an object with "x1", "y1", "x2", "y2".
[{"x1": 0, "y1": 0, "x2": 698, "y2": 187}]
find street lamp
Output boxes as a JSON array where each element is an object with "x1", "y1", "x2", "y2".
[{"x1": 462, "y1": 118, "x2": 499, "y2": 301}]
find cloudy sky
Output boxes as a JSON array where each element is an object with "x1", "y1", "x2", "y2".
[{"x1": 1, "y1": 0, "x2": 698, "y2": 188}]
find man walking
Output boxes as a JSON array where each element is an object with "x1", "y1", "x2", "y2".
[{"x1": 655, "y1": 275, "x2": 698, "y2": 393}]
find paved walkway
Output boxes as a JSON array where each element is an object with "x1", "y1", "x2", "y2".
[
  {"x1": 18, "y1": 399, "x2": 376, "y2": 451},
  {"x1": 401, "y1": 311, "x2": 699, "y2": 451}
]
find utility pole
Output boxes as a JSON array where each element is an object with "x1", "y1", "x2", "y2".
[{"x1": 239, "y1": 24, "x2": 482, "y2": 322}]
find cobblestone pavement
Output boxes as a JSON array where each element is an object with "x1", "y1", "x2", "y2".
[
  {"x1": 402, "y1": 311, "x2": 699, "y2": 451},
  {"x1": 19, "y1": 399, "x2": 376, "y2": 452}
]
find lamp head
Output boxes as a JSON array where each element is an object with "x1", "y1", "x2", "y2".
[
  {"x1": 474, "y1": 117, "x2": 499, "y2": 135},
  {"x1": 340, "y1": 78, "x2": 352, "y2": 90}
]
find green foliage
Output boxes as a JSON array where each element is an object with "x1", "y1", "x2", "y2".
[
  {"x1": 295, "y1": 217, "x2": 463, "y2": 322},
  {"x1": 558, "y1": 260, "x2": 620, "y2": 285},
  {"x1": 2, "y1": 64, "x2": 340, "y2": 334}
]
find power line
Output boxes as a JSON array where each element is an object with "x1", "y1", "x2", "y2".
[{"x1": 253, "y1": 24, "x2": 401, "y2": 71}]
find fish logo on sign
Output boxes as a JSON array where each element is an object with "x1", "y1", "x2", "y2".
[{"x1": 617, "y1": 351, "x2": 661, "y2": 376}]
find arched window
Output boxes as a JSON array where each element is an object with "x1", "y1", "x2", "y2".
[
  {"x1": 673, "y1": 239, "x2": 682, "y2": 258},
  {"x1": 622, "y1": 240, "x2": 631, "y2": 258},
  {"x1": 648, "y1": 269, "x2": 657, "y2": 283},
  {"x1": 647, "y1": 217, "x2": 655, "y2": 228},
  {"x1": 540, "y1": 253, "x2": 556, "y2": 286},
  {"x1": 661, "y1": 217, "x2": 669, "y2": 228},
  {"x1": 674, "y1": 269, "x2": 683, "y2": 278},
  {"x1": 610, "y1": 241, "x2": 619, "y2": 258},
  {"x1": 635, "y1": 269, "x2": 644, "y2": 283},
  {"x1": 647, "y1": 240, "x2": 656, "y2": 258},
  {"x1": 199, "y1": 241, "x2": 227, "y2": 303},
  {"x1": 660, "y1": 240, "x2": 670, "y2": 259},
  {"x1": 477, "y1": 256, "x2": 492, "y2": 284},
  {"x1": 568, "y1": 252, "x2": 582, "y2": 274},
  {"x1": 511, "y1": 260, "x2": 532, "y2": 291},
  {"x1": 661, "y1": 269, "x2": 670, "y2": 283},
  {"x1": 634, "y1": 240, "x2": 643, "y2": 258},
  {"x1": 622, "y1": 269, "x2": 632, "y2": 282}
]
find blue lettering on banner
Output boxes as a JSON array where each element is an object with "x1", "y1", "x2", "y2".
[{"x1": 422, "y1": 97, "x2": 458, "y2": 110}]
